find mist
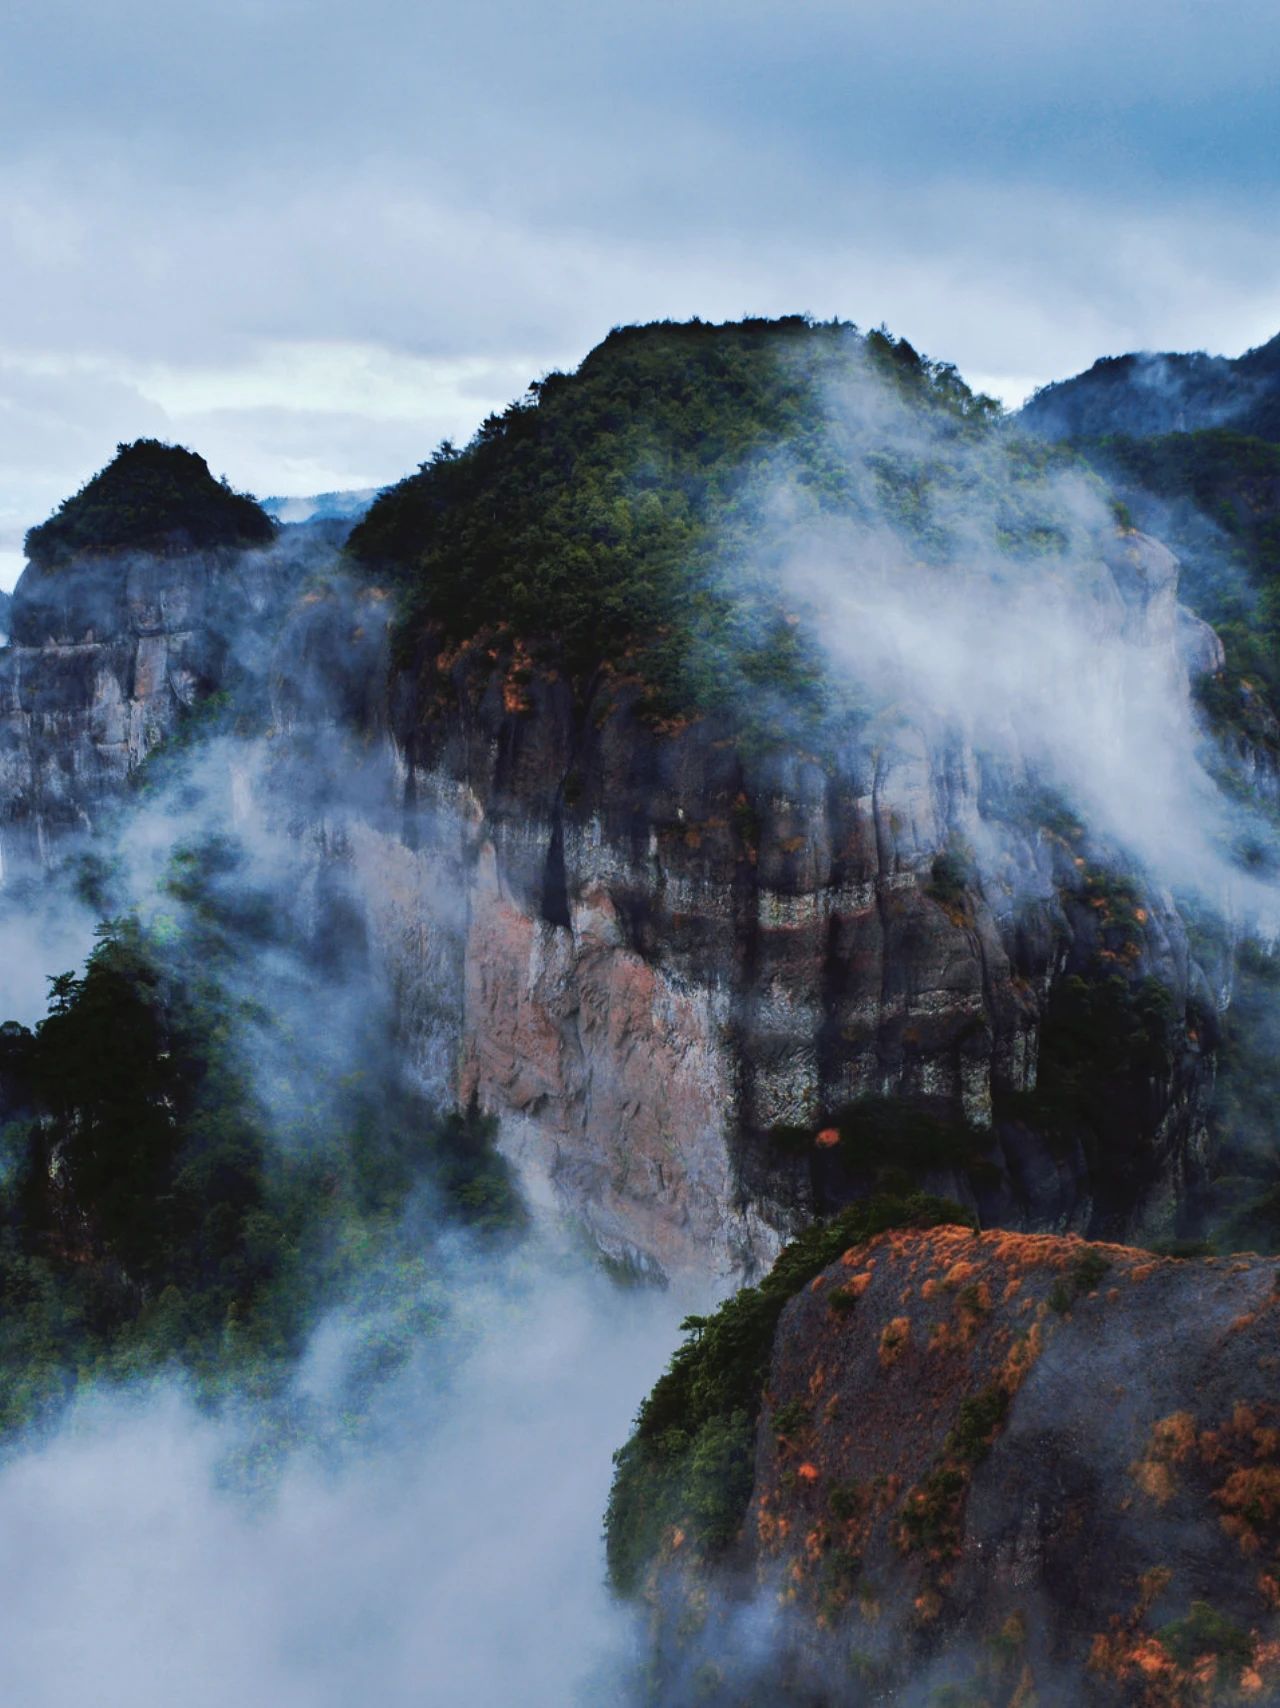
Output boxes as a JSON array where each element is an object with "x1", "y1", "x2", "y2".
[
  {"x1": 0, "y1": 1243, "x2": 682, "y2": 1708},
  {"x1": 2, "y1": 339, "x2": 1279, "y2": 1708},
  {"x1": 746, "y1": 351, "x2": 1280, "y2": 922},
  {"x1": 0, "y1": 527, "x2": 702, "y2": 1708}
]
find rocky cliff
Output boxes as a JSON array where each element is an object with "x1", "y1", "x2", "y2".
[
  {"x1": 315, "y1": 528, "x2": 1221, "y2": 1279},
  {"x1": 0, "y1": 338, "x2": 1248, "y2": 1285},
  {"x1": 0, "y1": 521, "x2": 1228, "y2": 1282},
  {"x1": 0, "y1": 544, "x2": 303, "y2": 869},
  {"x1": 626, "y1": 1222, "x2": 1280, "y2": 1705}
]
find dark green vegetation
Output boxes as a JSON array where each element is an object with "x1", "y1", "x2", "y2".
[
  {"x1": 1021, "y1": 334, "x2": 1280, "y2": 446},
  {"x1": 1157, "y1": 1601, "x2": 1254, "y2": 1683},
  {"x1": 997, "y1": 969, "x2": 1183, "y2": 1211},
  {"x1": 899, "y1": 1382, "x2": 1010, "y2": 1556},
  {"x1": 1047, "y1": 1248, "x2": 1111, "y2": 1313},
  {"x1": 1196, "y1": 935, "x2": 1280, "y2": 1254},
  {"x1": 1020, "y1": 334, "x2": 1280, "y2": 752},
  {"x1": 771, "y1": 1097, "x2": 996, "y2": 1207},
  {"x1": 345, "y1": 316, "x2": 1085, "y2": 717},
  {"x1": 605, "y1": 1192, "x2": 970, "y2": 1595},
  {"x1": 24, "y1": 439, "x2": 276, "y2": 569},
  {"x1": 1084, "y1": 430, "x2": 1280, "y2": 741},
  {"x1": 0, "y1": 839, "x2": 521, "y2": 1443}
]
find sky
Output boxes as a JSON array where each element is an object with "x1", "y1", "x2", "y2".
[{"x1": 2, "y1": 0, "x2": 1279, "y2": 585}]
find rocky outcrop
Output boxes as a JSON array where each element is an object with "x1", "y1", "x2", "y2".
[
  {"x1": 642, "y1": 1224, "x2": 1280, "y2": 1705},
  {"x1": 339, "y1": 532, "x2": 1219, "y2": 1275},
  {"x1": 0, "y1": 540, "x2": 308, "y2": 872},
  {"x1": 0, "y1": 526, "x2": 1229, "y2": 1281}
]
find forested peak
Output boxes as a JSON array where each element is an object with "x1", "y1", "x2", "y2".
[
  {"x1": 347, "y1": 316, "x2": 1003, "y2": 569},
  {"x1": 24, "y1": 438, "x2": 277, "y2": 569},
  {"x1": 1021, "y1": 333, "x2": 1280, "y2": 446},
  {"x1": 344, "y1": 316, "x2": 1012, "y2": 706}
]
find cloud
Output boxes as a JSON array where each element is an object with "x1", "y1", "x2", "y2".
[
  {"x1": 1, "y1": 1, "x2": 1278, "y2": 524},
  {"x1": 0, "y1": 1248, "x2": 684, "y2": 1708}
]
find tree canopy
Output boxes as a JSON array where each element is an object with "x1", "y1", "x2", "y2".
[
  {"x1": 347, "y1": 316, "x2": 1012, "y2": 712},
  {"x1": 24, "y1": 438, "x2": 276, "y2": 569}
]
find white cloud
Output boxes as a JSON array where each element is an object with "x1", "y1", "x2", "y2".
[{"x1": 0, "y1": 1251, "x2": 684, "y2": 1708}]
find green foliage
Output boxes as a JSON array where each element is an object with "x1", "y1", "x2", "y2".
[
  {"x1": 1048, "y1": 1249, "x2": 1111, "y2": 1313},
  {"x1": 0, "y1": 842, "x2": 522, "y2": 1442},
  {"x1": 771, "y1": 1397, "x2": 811, "y2": 1439},
  {"x1": 827, "y1": 1478, "x2": 866, "y2": 1523},
  {"x1": 831, "y1": 1096, "x2": 990, "y2": 1179},
  {"x1": 347, "y1": 317, "x2": 1045, "y2": 718},
  {"x1": 924, "y1": 848, "x2": 973, "y2": 911},
  {"x1": 605, "y1": 1191, "x2": 973, "y2": 1595},
  {"x1": 899, "y1": 1383, "x2": 1010, "y2": 1557},
  {"x1": 24, "y1": 439, "x2": 276, "y2": 568},
  {"x1": 1158, "y1": 1601, "x2": 1254, "y2": 1678},
  {"x1": 997, "y1": 971, "x2": 1178, "y2": 1188},
  {"x1": 1078, "y1": 429, "x2": 1280, "y2": 742},
  {"x1": 1194, "y1": 929, "x2": 1280, "y2": 1254}
]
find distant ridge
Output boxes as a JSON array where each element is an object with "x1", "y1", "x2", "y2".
[
  {"x1": 1021, "y1": 331, "x2": 1280, "y2": 444},
  {"x1": 263, "y1": 488, "x2": 382, "y2": 525}
]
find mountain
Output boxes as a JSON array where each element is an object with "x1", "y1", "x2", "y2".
[
  {"x1": 0, "y1": 324, "x2": 1242, "y2": 1277},
  {"x1": 23, "y1": 438, "x2": 276, "y2": 570},
  {"x1": 261, "y1": 487, "x2": 382, "y2": 524},
  {"x1": 1021, "y1": 333, "x2": 1280, "y2": 445},
  {"x1": 1019, "y1": 352, "x2": 1280, "y2": 857},
  {"x1": 0, "y1": 442, "x2": 305, "y2": 857},
  {"x1": 612, "y1": 1213, "x2": 1280, "y2": 1704},
  {"x1": 3, "y1": 318, "x2": 1280, "y2": 1702}
]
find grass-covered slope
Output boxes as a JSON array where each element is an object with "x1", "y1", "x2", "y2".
[
  {"x1": 24, "y1": 439, "x2": 276, "y2": 569},
  {"x1": 348, "y1": 316, "x2": 1030, "y2": 711}
]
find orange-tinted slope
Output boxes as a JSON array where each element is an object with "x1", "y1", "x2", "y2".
[{"x1": 663, "y1": 1226, "x2": 1280, "y2": 1705}]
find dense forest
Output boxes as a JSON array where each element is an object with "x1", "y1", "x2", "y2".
[
  {"x1": 346, "y1": 316, "x2": 1060, "y2": 717},
  {"x1": 0, "y1": 836, "x2": 520, "y2": 1449},
  {"x1": 24, "y1": 439, "x2": 277, "y2": 568}
]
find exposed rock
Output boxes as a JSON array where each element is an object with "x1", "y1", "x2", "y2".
[
  {"x1": 0, "y1": 540, "x2": 306, "y2": 871},
  {"x1": 352, "y1": 533, "x2": 1218, "y2": 1274},
  {"x1": 0, "y1": 526, "x2": 1228, "y2": 1281},
  {"x1": 643, "y1": 1224, "x2": 1280, "y2": 1705}
]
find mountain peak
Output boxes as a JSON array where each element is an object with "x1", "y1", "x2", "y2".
[{"x1": 24, "y1": 438, "x2": 276, "y2": 570}]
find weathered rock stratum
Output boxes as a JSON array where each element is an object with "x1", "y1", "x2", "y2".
[
  {"x1": 332, "y1": 528, "x2": 1224, "y2": 1278},
  {"x1": 0, "y1": 518, "x2": 1231, "y2": 1282},
  {"x1": 0, "y1": 541, "x2": 306, "y2": 871}
]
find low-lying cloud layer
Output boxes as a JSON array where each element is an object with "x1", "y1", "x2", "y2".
[{"x1": 0, "y1": 1245, "x2": 683, "y2": 1708}]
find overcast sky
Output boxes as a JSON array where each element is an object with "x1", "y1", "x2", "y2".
[{"x1": 2, "y1": 0, "x2": 1278, "y2": 583}]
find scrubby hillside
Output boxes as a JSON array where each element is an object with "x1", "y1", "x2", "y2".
[
  {"x1": 1022, "y1": 334, "x2": 1280, "y2": 447},
  {"x1": 348, "y1": 315, "x2": 1008, "y2": 713}
]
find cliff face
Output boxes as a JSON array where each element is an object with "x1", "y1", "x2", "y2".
[
  {"x1": 331, "y1": 530, "x2": 1220, "y2": 1277},
  {"x1": 641, "y1": 1224, "x2": 1280, "y2": 1706},
  {"x1": 0, "y1": 524, "x2": 1228, "y2": 1281},
  {"x1": 0, "y1": 543, "x2": 303, "y2": 871}
]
